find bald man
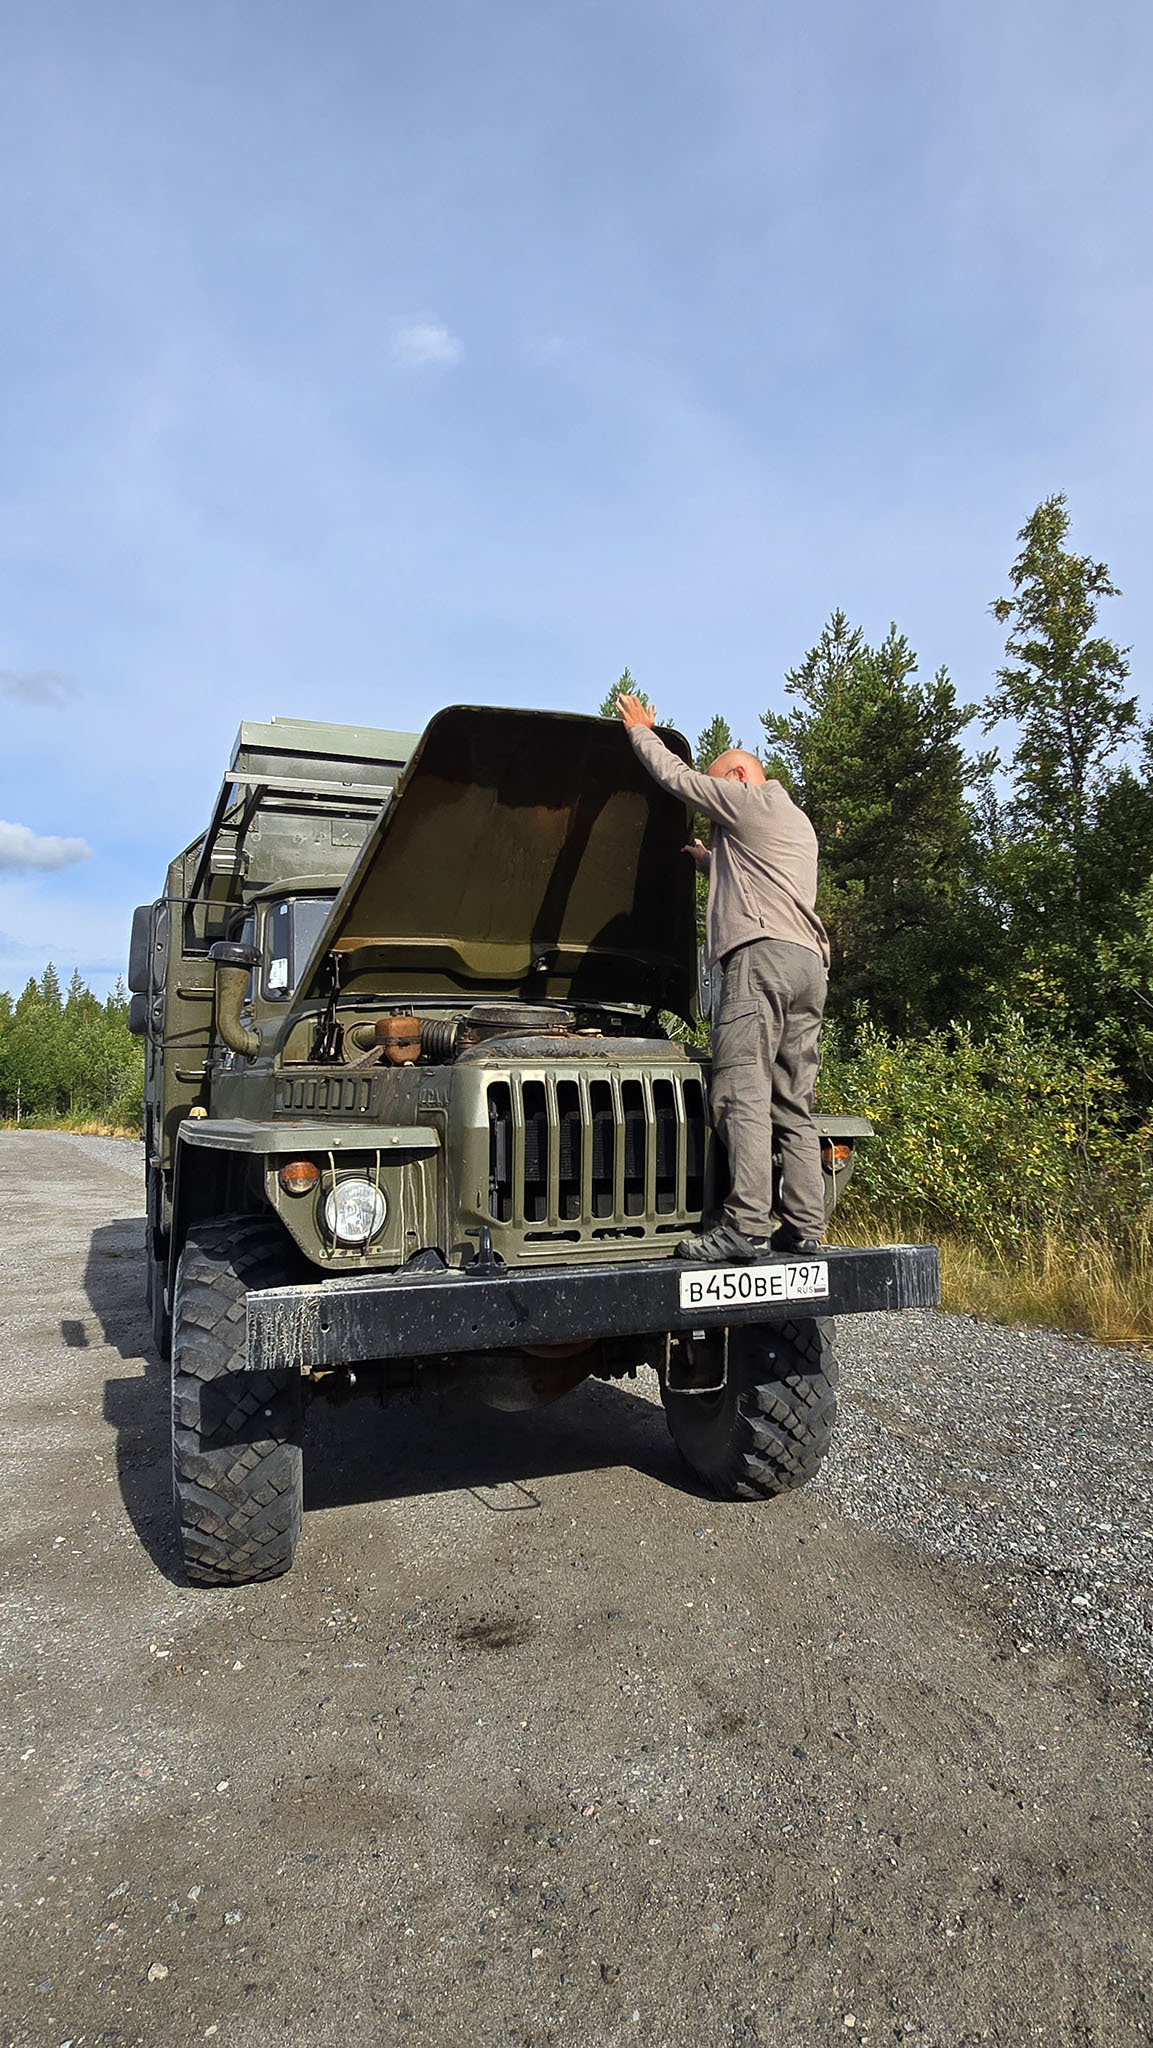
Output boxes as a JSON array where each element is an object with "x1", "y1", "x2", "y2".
[{"x1": 617, "y1": 692, "x2": 830, "y2": 1263}]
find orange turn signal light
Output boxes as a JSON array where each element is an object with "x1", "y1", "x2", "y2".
[
  {"x1": 821, "y1": 1142, "x2": 853, "y2": 1164},
  {"x1": 279, "y1": 1159, "x2": 320, "y2": 1195}
]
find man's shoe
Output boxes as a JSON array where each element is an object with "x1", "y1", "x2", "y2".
[
  {"x1": 676, "y1": 1220, "x2": 773, "y2": 1263},
  {"x1": 770, "y1": 1225, "x2": 825, "y2": 1256}
]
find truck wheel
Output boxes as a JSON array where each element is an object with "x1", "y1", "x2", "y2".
[
  {"x1": 661, "y1": 1317, "x2": 838, "y2": 1500},
  {"x1": 171, "y1": 1217, "x2": 304, "y2": 1586}
]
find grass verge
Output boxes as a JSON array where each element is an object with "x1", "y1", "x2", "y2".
[
  {"x1": 835, "y1": 1202, "x2": 1153, "y2": 1348},
  {"x1": 0, "y1": 1118, "x2": 140, "y2": 1140}
]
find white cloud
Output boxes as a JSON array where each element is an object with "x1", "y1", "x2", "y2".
[
  {"x1": 392, "y1": 322, "x2": 463, "y2": 368},
  {"x1": 0, "y1": 668, "x2": 79, "y2": 705},
  {"x1": 0, "y1": 822, "x2": 92, "y2": 873}
]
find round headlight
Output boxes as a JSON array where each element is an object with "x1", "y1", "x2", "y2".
[{"x1": 323, "y1": 1177, "x2": 388, "y2": 1244}]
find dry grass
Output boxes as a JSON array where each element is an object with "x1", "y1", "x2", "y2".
[
  {"x1": 0, "y1": 1117, "x2": 140, "y2": 1140},
  {"x1": 836, "y1": 1203, "x2": 1153, "y2": 1348}
]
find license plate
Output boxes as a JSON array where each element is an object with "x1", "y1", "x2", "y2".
[{"x1": 677, "y1": 1260, "x2": 829, "y2": 1312}]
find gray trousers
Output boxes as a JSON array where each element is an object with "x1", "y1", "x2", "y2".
[{"x1": 710, "y1": 938, "x2": 827, "y2": 1240}]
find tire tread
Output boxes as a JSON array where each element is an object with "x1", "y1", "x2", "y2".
[
  {"x1": 171, "y1": 1216, "x2": 303, "y2": 1586},
  {"x1": 663, "y1": 1316, "x2": 839, "y2": 1501}
]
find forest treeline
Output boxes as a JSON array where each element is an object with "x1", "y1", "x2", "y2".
[
  {"x1": 0, "y1": 966, "x2": 143, "y2": 1129},
  {"x1": 602, "y1": 495, "x2": 1153, "y2": 1317}
]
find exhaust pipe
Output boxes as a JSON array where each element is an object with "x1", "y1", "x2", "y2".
[{"x1": 209, "y1": 941, "x2": 261, "y2": 1058}]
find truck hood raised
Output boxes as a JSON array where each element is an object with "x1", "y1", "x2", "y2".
[{"x1": 296, "y1": 705, "x2": 699, "y2": 1018}]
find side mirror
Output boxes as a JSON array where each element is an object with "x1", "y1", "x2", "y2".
[
  {"x1": 129, "y1": 900, "x2": 168, "y2": 996},
  {"x1": 128, "y1": 904, "x2": 153, "y2": 992},
  {"x1": 209, "y1": 941, "x2": 260, "y2": 1058},
  {"x1": 127, "y1": 992, "x2": 148, "y2": 1037}
]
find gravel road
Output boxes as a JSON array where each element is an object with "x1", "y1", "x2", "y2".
[{"x1": 1, "y1": 1130, "x2": 1150, "y2": 2048}]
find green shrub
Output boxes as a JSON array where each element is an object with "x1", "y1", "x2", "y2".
[{"x1": 819, "y1": 1013, "x2": 1151, "y2": 1247}]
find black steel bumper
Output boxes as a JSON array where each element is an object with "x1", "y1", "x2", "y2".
[{"x1": 245, "y1": 1244, "x2": 940, "y2": 1376}]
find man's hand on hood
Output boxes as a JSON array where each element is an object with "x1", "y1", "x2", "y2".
[{"x1": 616, "y1": 692, "x2": 656, "y2": 730}]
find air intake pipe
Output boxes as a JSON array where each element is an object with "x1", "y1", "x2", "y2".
[
  {"x1": 343, "y1": 1014, "x2": 460, "y2": 1063},
  {"x1": 416, "y1": 1016, "x2": 461, "y2": 1062},
  {"x1": 209, "y1": 941, "x2": 261, "y2": 1058},
  {"x1": 344, "y1": 1006, "x2": 573, "y2": 1064}
]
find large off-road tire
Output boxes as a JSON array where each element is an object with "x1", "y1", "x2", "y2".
[
  {"x1": 171, "y1": 1216, "x2": 304, "y2": 1586},
  {"x1": 662, "y1": 1317, "x2": 838, "y2": 1500}
]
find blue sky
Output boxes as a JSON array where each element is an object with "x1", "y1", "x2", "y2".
[{"x1": 2, "y1": 0, "x2": 1151, "y2": 997}]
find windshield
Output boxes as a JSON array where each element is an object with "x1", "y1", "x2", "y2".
[{"x1": 264, "y1": 896, "x2": 336, "y2": 1000}]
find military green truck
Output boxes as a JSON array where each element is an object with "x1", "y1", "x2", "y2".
[{"x1": 128, "y1": 707, "x2": 938, "y2": 1586}]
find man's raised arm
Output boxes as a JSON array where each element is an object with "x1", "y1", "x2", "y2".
[{"x1": 615, "y1": 693, "x2": 750, "y2": 828}]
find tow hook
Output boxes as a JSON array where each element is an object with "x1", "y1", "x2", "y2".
[{"x1": 465, "y1": 1226, "x2": 505, "y2": 1277}]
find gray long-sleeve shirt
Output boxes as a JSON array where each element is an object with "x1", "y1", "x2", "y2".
[{"x1": 629, "y1": 724, "x2": 830, "y2": 971}]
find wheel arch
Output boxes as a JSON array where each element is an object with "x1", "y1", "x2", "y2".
[{"x1": 168, "y1": 1137, "x2": 267, "y2": 1293}]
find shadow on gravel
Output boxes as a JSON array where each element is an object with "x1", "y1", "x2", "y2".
[
  {"x1": 302, "y1": 1374, "x2": 695, "y2": 1513},
  {"x1": 86, "y1": 1219, "x2": 180, "y2": 1581},
  {"x1": 84, "y1": 1216, "x2": 151, "y2": 1360},
  {"x1": 86, "y1": 1217, "x2": 700, "y2": 1583}
]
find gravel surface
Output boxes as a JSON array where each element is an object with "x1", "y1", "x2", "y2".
[
  {"x1": 33, "y1": 1134, "x2": 1153, "y2": 1716},
  {"x1": 49, "y1": 1132, "x2": 144, "y2": 1180},
  {"x1": 2, "y1": 1130, "x2": 1150, "y2": 2048},
  {"x1": 821, "y1": 1311, "x2": 1153, "y2": 1733}
]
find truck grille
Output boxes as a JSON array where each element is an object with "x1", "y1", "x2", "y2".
[
  {"x1": 486, "y1": 1070, "x2": 707, "y2": 1230},
  {"x1": 278, "y1": 1075, "x2": 373, "y2": 1115}
]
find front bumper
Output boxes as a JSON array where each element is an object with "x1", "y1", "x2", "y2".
[{"x1": 245, "y1": 1244, "x2": 940, "y2": 1376}]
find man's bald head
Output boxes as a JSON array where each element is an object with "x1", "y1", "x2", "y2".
[{"x1": 706, "y1": 748, "x2": 766, "y2": 786}]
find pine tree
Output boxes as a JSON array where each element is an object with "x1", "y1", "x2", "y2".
[
  {"x1": 0, "y1": 991, "x2": 13, "y2": 1119},
  {"x1": 985, "y1": 495, "x2": 1147, "y2": 1058},
  {"x1": 762, "y1": 613, "x2": 994, "y2": 1033},
  {"x1": 61, "y1": 967, "x2": 105, "y2": 1115},
  {"x1": 694, "y1": 715, "x2": 741, "y2": 770},
  {"x1": 598, "y1": 667, "x2": 652, "y2": 719},
  {"x1": 8, "y1": 975, "x2": 60, "y2": 1116},
  {"x1": 987, "y1": 494, "x2": 1137, "y2": 857}
]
